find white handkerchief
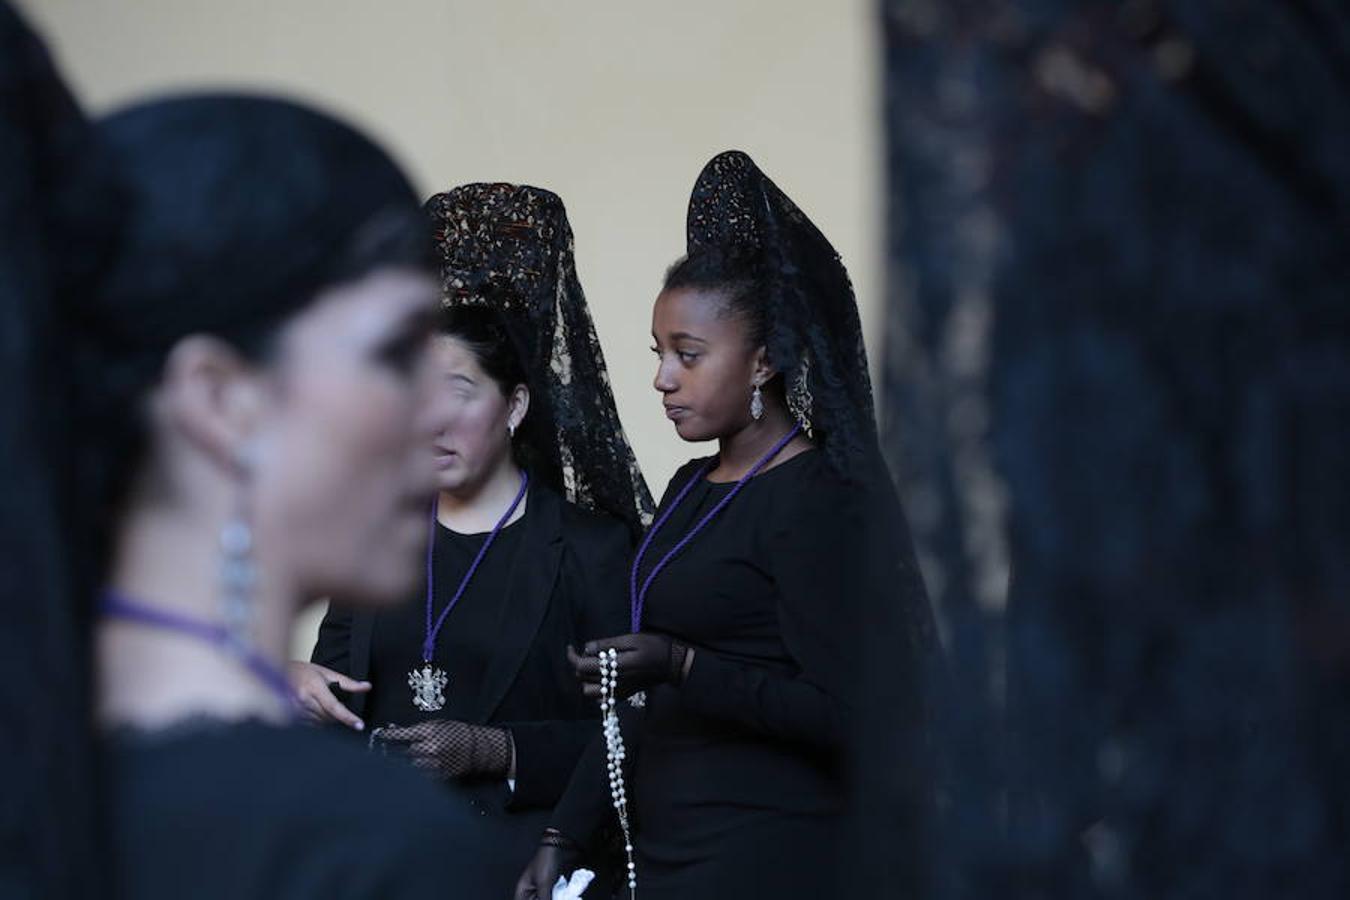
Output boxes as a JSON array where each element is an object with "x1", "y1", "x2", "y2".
[{"x1": 551, "y1": 868, "x2": 595, "y2": 900}]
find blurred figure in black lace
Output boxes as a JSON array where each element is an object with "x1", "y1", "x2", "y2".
[
  {"x1": 884, "y1": 2, "x2": 1350, "y2": 897},
  {"x1": 0, "y1": 4, "x2": 119, "y2": 897}
]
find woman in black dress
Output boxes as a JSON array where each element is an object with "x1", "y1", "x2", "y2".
[
  {"x1": 290, "y1": 183, "x2": 650, "y2": 898},
  {"x1": 516, "y1": 151, "x2": 933, "y2": 898},
  {"x1": 72, "y1": 95, "x2": 527, "y2": 898}
]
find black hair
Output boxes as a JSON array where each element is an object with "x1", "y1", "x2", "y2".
[
  {"x1": 435, "y1": 301, "x2": 537, "y2": 477},
  {"x1": 436, "y1": 302, "x2": 529, "y2": 397},
  {"x1": 662, "y1": 246, "x2": 771, "y2": 347}
]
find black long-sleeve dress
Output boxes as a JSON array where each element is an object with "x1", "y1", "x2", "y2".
[
  {"x1": 553, "y1": 448, "x2": 889, "y2": 897},
  {"x1": 312, "y1": 479, "x2": 629, "y2": 896}
]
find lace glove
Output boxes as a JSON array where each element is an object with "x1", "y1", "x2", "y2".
[
  {"x1": 373, "y1": 719, "x2": 514, "y2": 780},
  {"x1": 568, "y1": 633, "x2": 693, "y2": 700}
]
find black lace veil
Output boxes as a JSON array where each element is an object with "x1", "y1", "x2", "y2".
[
  {"x1": 425, "y1": 182, "x2": 653, "y2": 538},
  {"x1": 686, "y1": 150, "x2": 878, "y2": 475},
  {"x1": 1, "y1": 5, "x2": 119, "y2": 897},
  {"x1": 685, "y1": 150, "x2": 940, "y2": 893}
]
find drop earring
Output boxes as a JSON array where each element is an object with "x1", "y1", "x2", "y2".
[
  {"x1": 220, "y1": 444, "x2": 258, "y2": 655},
  {"x1": 750, "y1": 382, "x2": 764, "y2": 421}
]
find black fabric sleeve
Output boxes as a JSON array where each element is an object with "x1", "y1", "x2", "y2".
[
  {"x1": 310, "y1": 601, "x2": 353, "y2": 673},
  {"x1": 674, "y1": 468, "x2": 867, "y2": 758},
  {"x1": 503, "y1": 718, "x2": 597, "y2": 811},
  {"x1": 507, "y1": 511, "x2": 631, "y2": 811},
  {"x1": 547, "y1": 703, "x2": 643, "y2": 848}
]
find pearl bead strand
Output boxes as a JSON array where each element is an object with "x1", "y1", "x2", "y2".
[{"x1": 599, "y1": 648, "x2": 636, "y2": 896}]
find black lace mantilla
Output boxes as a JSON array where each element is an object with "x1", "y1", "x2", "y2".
[
  {"x1": 425, "y1": 183, "x2": 653, "y2": 537},
  {"x1": 686, "y1": 150, "x2": 940, "y2": 753},
  {"x1": 686, "y1": 150, "x2": 877, "y2": 475}
]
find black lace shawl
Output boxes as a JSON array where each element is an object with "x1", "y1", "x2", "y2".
[{"x1": 425, "y1": 183, "x2": 653, "y2": 539}]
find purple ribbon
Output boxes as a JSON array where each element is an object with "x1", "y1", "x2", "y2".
[
  {"x1": 630, "y1": 425, "x2": 802, "y2": 633},
  {"x1": 423, "y1": 470, "x2": 529, "y2": 662},
  {"x1": 99, "y1": 589, "x2": 299, "y2": 714}
]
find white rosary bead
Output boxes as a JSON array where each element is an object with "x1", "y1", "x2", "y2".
[{"x1": 598, "y1": 647, "x2": 636, "y2": 897}]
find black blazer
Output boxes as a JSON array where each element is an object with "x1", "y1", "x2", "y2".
[{"x1": 311, "y1": 481, "x2": 630, "y2": 811}]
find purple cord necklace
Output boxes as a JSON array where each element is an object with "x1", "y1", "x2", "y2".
[
  {"x1": 630, "y1": 423, "x2": 802, "y2": 634},
  {"x1": 99, "y1": 589, "x2": 298, "y2": 716},
  {"x1": 409, "y1": 469, "x2": 528, "y2": 713}
]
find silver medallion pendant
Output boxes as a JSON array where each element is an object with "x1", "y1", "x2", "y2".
[{"x1": 408, "y1": 662, "x2": 448, "y2": 712}]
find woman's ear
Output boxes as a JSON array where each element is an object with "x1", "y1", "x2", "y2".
[
  {"x1": 751, "y1": 345, "x2": 777, "y2": 387},
  {"x1": 507, "y1": 383, "x2": 530, "y2": 434},
  {"x1": 156, "y1": 335, "x2": 263, "y2": 477}
]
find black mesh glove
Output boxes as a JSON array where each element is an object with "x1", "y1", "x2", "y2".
[
  {"x1": 568, "y1": 633, "x2": 693, "y2": 700},
  {"x1": 373, "y1": 720, "x2": 514, "y2": 780}
]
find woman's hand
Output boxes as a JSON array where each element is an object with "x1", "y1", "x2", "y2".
[
  {"x1": 374, "y1": 720, "x2": 514, "y2": 780},
  {"x1": 568, "y1": 633, "x2": 693, "y2": 700},
  {"x1": 287, "y1": 661, "x2": 369, "y2": 730},
  {"x1": 513, "y1": 830, "x2": 580, "y2": 900}
]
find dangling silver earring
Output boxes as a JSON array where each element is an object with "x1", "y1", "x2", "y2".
[
  {"x1": 750, "y1": 382, "x2": 765, "y2": 421},
  {"x1": 220, "y1": 445, "x2": 258, "y2": 654},
  {"x1": 508, "y1": 421, "x2": 517, "y2": 439}
]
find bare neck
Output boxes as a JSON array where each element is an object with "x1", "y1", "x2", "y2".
[
  {"x1": 97, "y1": 503, "x2": 294, "y2": 730},
  {"x1": 437, "y1": 455, "x2": 527, "y2": 534},
  {"x1": 711, "y1": 405, "x2": 811, "y2": 482}
]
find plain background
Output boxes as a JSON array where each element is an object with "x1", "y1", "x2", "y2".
[{"x1": 19, "y1": 0, "x2": 883, "y2": 653}]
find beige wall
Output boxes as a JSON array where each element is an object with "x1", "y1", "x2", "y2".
[{"x1": 18, "y1": 0, "x2": 881, "y2": 653}]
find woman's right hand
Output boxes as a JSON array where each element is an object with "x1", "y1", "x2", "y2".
[
  {"x1": 287, "y1": 661, "x2": 370, "y2": 730},
  {"x1": 513, "y1": 839, "x2": 570, "y2": 900}
]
